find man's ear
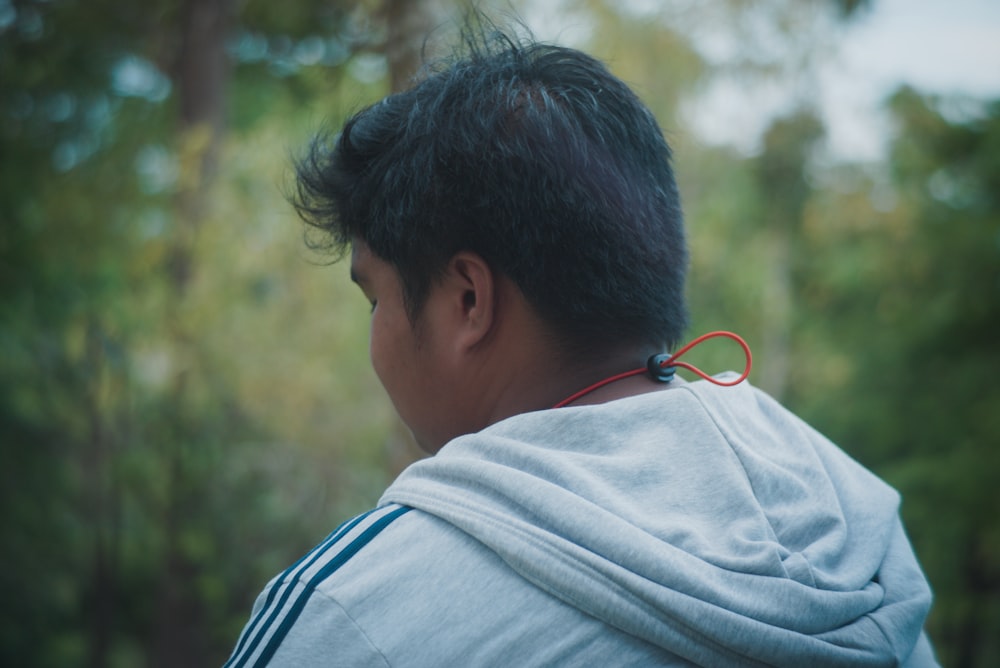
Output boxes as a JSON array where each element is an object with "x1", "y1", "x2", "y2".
[{"x1": 443, "y1": 251, "x2": 496, "y2": 351}]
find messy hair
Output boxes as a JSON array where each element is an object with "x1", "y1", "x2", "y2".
[{"x1": 293, "y1": 19, "x2": 687, "y2": 351}]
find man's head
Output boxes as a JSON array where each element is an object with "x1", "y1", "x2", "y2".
[
  {"x1": 293, "y1": 22, "x2": 689, "y2": 450},
  {"x1": 293, "y1": 23, "x2": 688, "y2": 354}
]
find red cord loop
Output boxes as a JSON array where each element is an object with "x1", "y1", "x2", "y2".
[
  {"x1": 658, "y1": 330, "x2": 753, "y2": 387},
  {"x1": 552, "y1": 330, "x2": 752, "y2": 408}
]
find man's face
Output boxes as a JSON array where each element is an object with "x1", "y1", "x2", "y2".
[{"x1": 350, "y1": 242, "x2": 455, "y2": 452}]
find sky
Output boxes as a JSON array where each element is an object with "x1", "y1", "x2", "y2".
[
  {"x1": 694, "y1": 0, "x2": 1000, "y2": 160},
  {"x1": 525, "y1": 0, "x2": 1000, "y2": 161}
]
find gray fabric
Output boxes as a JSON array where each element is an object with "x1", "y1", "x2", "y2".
[{"x1": 231, "y1": 376, "x2": 938, "y2": 666}]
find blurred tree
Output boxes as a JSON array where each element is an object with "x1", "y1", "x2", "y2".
[
  {"x1": 783, "y1": 87, "x2": 1000, "y2": 667},
  {"x1": 0, "y1": 0, "x2": 394, "y2": 665},
  {"x1": 380, "y1": 0, "x2": 448, "y2": 93},
  {"x1": 864, "y1": 88, "x2": 999, "y2": 667},
  {"x1": 151, "y1": 2, "x2": 236, "y2": 664},
  {"x1": 754, "y1": 109, "x2": 825, "y2": 398}
]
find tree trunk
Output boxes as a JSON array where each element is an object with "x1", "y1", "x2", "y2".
[
  {"x1": 759, "y1": 229, "x2": 792, "y2": 400},
  {"x1": 151, "y1": 0, "x2": 234, "y2": 665},
  {"x1": 381, "y1": 0, "x2": 444, "y2": 93},
  {"x1": 755, "y1": 110, "x2": 822, "y2": 401},
  {"x1": 84, "y1": 320, "x2": 120, "y2": 668}
]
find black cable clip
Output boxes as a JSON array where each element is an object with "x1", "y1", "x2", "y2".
[{"x1": 646, "y1": 353, "x2": 676, "y2": 383}]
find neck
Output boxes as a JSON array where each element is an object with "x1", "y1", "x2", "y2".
[
  {"x1": 476, "y1": 335, "x2": 668, "y2": 422},
  {"x1": 549, "y1": 349, "x2": 677, "y2": 408},
  {"x1": 456, "y1": 281, "x2": 670, "y2": 433}
]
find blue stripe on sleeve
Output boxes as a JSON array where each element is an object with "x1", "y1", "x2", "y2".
[
  {"x1": 225, "y1": 504, "x2": 411, "y2": 667},
  {"x1": 224, "y1": 508, "x2": 377, "y2": 667}
]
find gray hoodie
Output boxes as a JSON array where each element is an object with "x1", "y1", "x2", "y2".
[{"x1": 226, "y1": 376, "x2": 937, "y2": 666}]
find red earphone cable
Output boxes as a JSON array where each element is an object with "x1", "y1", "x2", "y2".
[
  {"x1": 552, "y1": 331, "x2": 753, "y2": 409},
  {"x1": 666, "y1": 330, "x2": 753, "y2": 386}
]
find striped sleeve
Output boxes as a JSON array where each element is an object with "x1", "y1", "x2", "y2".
[{"x1": 224, "y1": 504, "x2": 412, "y2": 667}]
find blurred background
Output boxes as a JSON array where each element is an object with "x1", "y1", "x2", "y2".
[{"x1": 1, "y1": 0, "x2": 997, "y2": 665}]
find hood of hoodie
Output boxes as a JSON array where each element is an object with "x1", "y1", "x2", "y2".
[{"x1": 380, "y1": 377, "x2": 933, "y2": 667}]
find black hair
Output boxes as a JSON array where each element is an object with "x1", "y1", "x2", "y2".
[{"x1": 293, "y1": 20, "x2": 688, "y2": 351}]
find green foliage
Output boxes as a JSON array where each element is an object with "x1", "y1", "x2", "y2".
[
  {"x1": 1, "y1": 0, "x2": 393, "y2": 665},
  {"x1": 811, "y1": 88, "x2": 1000, "y2": 665}
]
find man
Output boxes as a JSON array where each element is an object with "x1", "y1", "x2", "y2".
[{"x1": 226, "y1": 22, "x2": 937, "y2": 667}]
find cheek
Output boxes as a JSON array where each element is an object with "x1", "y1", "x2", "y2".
[
  {"x1": 368, "y1": 310, "x2": 415, "y2": 408},
  {"x1": 367, "y1": 312, "x2": 442, "y2": 449}
]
